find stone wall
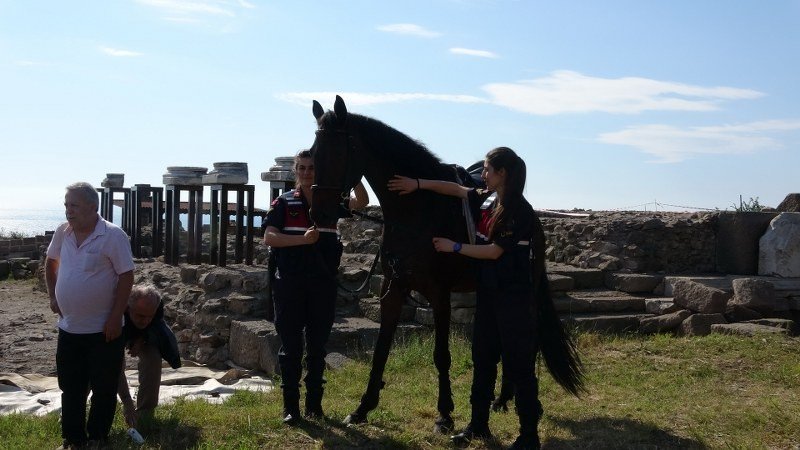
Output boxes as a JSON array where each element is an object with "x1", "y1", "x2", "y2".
[
  {"x1": 0, "y1": 233, "x2": 52, "y2": 280},
  {"x1": 541, "y1": 211, "x2": 717, "y2": 274}
]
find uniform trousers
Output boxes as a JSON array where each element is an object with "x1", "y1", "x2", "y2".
[
  {"x1": 273, "y1": 272, "x2": 336, "y2": 395},
  {"x1": 57, "y1": 329, "x2": 124, "y2": 445},
  {"x1": 470, "y1": 286, "x2": 542, "y2": 436}
]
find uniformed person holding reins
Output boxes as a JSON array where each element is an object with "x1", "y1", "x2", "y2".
[
  {"x1": 263, "y1": 149, "x2": 368, "y2": 425},
  {"x1": 388, "y1": 147, "x2": 545, "y2": 450}
]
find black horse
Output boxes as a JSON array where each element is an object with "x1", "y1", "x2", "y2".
[{"x1": 309, "y1": 96, "x2": 583, "y2": 432}]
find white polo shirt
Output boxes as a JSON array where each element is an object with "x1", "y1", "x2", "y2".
[{"x1": 46, "y1": 216, "x2": 135, "y2": 334}]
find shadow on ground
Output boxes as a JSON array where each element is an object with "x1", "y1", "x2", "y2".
[{"x1": 543, "y1": 416, "x2": 706, "y2": 449}]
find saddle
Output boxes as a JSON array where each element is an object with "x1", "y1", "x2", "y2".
[{"x1": 451, "y1": 161, "x2": 486, "y2": 245}]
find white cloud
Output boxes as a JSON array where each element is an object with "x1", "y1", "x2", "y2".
[
  {"x1": 376, "y1": 23, "x2": 441, "y2": 38},
  {"x1": 99, "y1": 46, "x2": 143, "y2": 57},
  {"x1": 483, "y1": 70, "x2": 764, "y2": 115},
  {"x1": 450, "y1": 47, "x2": 498, "y2": 58},
  {"x1": 598, "y1": 119, "x2": 800, "y2": 163},
  {"x1": 135, "y1": 0, "x2": 250, "y2": 18},
  {"x1": 277, "y1": 92, "x2": 488, "y2": 108}
]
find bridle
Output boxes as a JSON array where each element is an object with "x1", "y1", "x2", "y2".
[{"x1": 310, "y1": 128, "x2": 359, "y2": 204}]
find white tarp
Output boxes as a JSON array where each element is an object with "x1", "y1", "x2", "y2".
[{"x1": 0, "y1": 366, "x2": 273, "y2": 417}]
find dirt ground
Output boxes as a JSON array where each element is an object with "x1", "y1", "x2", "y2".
[{"x1": 0, "y1": 280, "x2": 58, "y2": 376}]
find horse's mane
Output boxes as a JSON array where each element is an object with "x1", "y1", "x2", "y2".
[{"x1": 320, "y1": 111, "x2": 449, "y2": 179}]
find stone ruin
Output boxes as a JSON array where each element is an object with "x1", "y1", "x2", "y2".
[
  {"x1": 9, "y1": 195, "x2": 799, "y2": 373},
  {"x1": 108, "y1": 206, "x2": 800, "y2": 376}
]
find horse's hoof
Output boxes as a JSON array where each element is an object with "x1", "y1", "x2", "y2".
[
  {"x1": 343, "y1": 412, "x2": 366, "y2": 425},
  {"x1": 433, "y1": 417, "x2": 454, "y2": 434}
]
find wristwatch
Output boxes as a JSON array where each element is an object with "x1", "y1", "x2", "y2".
[{"x1": 453, "y1": 242, "x2": 462, "y2": 253}]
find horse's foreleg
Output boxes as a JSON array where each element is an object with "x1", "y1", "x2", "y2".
[
  {"x1": 431, "y1": 292, "x2": 455, "y2": 433},
  {"x1": 344, "y1": 288, "x2": 404, "y2": 425}
]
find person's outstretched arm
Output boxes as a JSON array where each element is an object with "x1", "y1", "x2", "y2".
[
  {"x1": 388, "y1": 175, "x2": 470, "y2": 199},
  {"x1": 348, "y1": 181, "x2": 369, "y2": 210}
]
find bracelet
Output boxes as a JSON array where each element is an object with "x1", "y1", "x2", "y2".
[
  {"x1": 453, "y1": 242, "x2": 462, "y2": 253},
  {"x1": 416, "y1": 178, "x2": 420, "y2": 190}
]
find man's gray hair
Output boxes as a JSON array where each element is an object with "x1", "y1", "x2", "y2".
[
  {"x1": 128, "y1": 283, "x2": 161, "y2": 308},
  {"x1": 66, "y1": 182, "x2": 100, "y2": 211}
]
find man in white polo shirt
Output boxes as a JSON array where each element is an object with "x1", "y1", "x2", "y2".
[{"x1": 45, "y1": 182, "x2": 135, "y2": 449}]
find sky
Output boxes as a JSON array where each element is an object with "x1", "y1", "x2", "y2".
[{"x1": 1, "y1": 0, "x2": 799, "y2": 213}]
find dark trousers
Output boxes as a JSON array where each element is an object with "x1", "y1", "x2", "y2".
[
  {"x1": 57, "y1": 329, "x2": 124, "y2": 445},
  {"x1": 470, "y1": 287, "x2": 541, "y2": 436},
  {"x1": 273, "y1": 273, "x2": 336, "y2": 395}
]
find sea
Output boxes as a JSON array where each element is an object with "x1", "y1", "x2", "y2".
[
  {"x1": 0, "y1": 208, "x2": 68, "y2": 237},
  {"x1": 0, "y1": 207, "x2": 263, "y2": 238}
]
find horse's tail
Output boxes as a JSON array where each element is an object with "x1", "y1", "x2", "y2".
[{"x1": 531, "y1": 212, "x2": 586, "y2": 396}]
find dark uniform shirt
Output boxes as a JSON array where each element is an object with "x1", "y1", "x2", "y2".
[
  {"x1": 264, "y1": 190, "x2": 344, "y2": 279},
  {"x1": 467, "y1": 189, "x2": 534, "y2": 289}
]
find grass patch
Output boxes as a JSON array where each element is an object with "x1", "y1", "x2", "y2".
[{"x1": 1, "y1": 332, "x2": 798, "y2": 449}]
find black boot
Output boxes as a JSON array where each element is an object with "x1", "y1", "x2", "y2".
[
  {"x1": 507, "y1": 433, "x2": 541, "y2": 450},
  {"x1": 450, "y1": 422, "x2": 493, "y2": 447},
  {"x1": 305, "y1": 388, "x2": 324, "y2": 418},
  {"x1": 282, "y1": 389, "x2": 301, "y2": 425}
]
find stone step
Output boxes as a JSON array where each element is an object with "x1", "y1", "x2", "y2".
[
  {"x1": 562, "y1": 312, "x2": 653, "y2": 333},
  {"x1": 604, "y1": 272, "x2": 663, "y2": 293},
  {"x1": 228, "y1": 317, "x2": 427, "y2": 376},
  {"x1": 547, "y1": 263, "x2": 605, "y2": 289},
  {"x1": 711, "y1": 323, "x2": 791, "y2": 337},
  {"x1": 663, "y1": 275, "x2": 800, "y2": 297},
  {"x1": 554, "y1": 289, "x2": 646, "y2": 314}
]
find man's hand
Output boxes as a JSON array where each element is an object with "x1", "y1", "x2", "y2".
[
  {"x1": 104, "y1": 316, "x2": 123, "y2": 342},
  {"x1": 49, "y1": 297, "x2": 62, "y2": 316},
  {"x1": 128, "y1": 338, "x2": 144, "y2": 357}
]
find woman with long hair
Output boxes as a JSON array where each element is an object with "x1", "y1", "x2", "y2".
[{"x1": 389, "y1": 147, "x2": 576, "y2": 449}]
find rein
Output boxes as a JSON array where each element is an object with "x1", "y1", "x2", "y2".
[{"x1": 336, "y1": 244, "x2": 382, "y2": 294}]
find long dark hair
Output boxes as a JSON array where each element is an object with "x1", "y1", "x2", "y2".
[
  {"x1": 486, "y1": 147, "x2": 526, "y2": 240},
  {"x1": 486, "y1": 147, "x2": 585, "y2": 395}
]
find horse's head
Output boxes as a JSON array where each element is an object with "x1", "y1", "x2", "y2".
[{"x1": 309, "y1": 95, "x2": 363, "y2": 225}]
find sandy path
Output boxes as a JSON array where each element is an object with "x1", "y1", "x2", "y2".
[{"x1": 0, "y1": 281, "x2": 58, "y2": 376}]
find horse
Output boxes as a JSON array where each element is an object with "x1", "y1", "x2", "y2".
[{"x1": 308, "y1": 95, "x2": 584, "y2": 432}]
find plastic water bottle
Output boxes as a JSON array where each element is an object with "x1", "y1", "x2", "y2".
[{"x1": 127, "y1": 427, "x2": 145, "y2": 445}]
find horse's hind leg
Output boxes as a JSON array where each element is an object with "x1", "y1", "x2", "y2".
[
  {"x1": 343, "y1": 287, "x2": 405, "y2": 425},
  {"x1": 430, "y1": 291, "x2": 455, "y2": 433}
]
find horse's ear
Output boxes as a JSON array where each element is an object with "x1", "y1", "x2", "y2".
[
  {"x1": 312, "y1": 100, "x2": 324, "y2": 120},
  {"x1": 334, "y1": 95, "x2": 347, "y2": 121}
]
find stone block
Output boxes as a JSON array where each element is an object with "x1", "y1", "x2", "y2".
[
  {"x1": 228, "y1": 320, "x2": 281, "y2": 375},
  {"x1": 564, "y1": 313, "x2": 648, "y2": 333},
  {"x1": 759, "y1": 212, "x2": 800, "y2": 277},
  {"x1": 679, "y1": 313, "x2": 727, "y2": 336},
  {"x1": 548, "y1": 273, "x2": 575, "y2": 292},
  {"x1": 742, "y1": 318, "x2": 798, "y2": 335},
  {"x1": 415, "y1": 307, "x2": 435, "y2": 326},
  {"x1": 605, "y1": 273, "x2": 663, "y2": 293},
  {"x1": 645, "y1": 298, "x2": 681, "y2": 315},
  {"x1": 711, "y1": 323, "x2": 789, "y2": 337},
  {"x1": 548, "y1": 264, "x2": 605, "y2": 289},
  {"x1": 0, "y1": 260, "x2": 9, "y2": 279},
  {"x1": 639, "y1": 309, "x2": 692, "y2": 334},
  {"x1": 451, "y1": 307, "x2": 475, "y2": 324},
  {"x1": 724, "y1": 304, "x2": 763, "y2": 323},
  {"x1": 359, "y1": 298, "x2": 381, "y2": 322},
  {"x1": 227, "y1": 294, "x2": 259, "y2": 315},
  {"x1": 450, "y1": 292, "x2": 476, "y2": 308},
  {"x1": 730, "y1": 278, "x2": 776, "y2": 315},
  {"x1": 672, "y1": 280, "x2": 729, "y2": 314}
]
